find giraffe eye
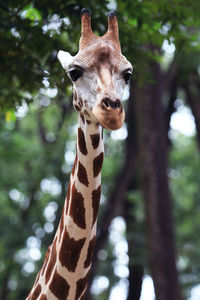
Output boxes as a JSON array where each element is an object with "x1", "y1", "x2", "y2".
[
  {"x1": 123, "y1": 70, "x2": 132, "y2": 84},
  {"x1": 68, "y1": 67, "x2": 83, "y2": 81}
]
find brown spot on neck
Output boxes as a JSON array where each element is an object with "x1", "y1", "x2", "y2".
[
  {"x1": 69, "y1": 182, "x2": 86, "y2": 229},
  {"x1": 49, "y1": 268, "x2": 70, "y2": 300},
  {"x1": 90, "y1": 133, "x2": 100, "y2": 149},
  {"x1": 78, "y1": 127, "x2": 88, "y2": 156},
  {"x1": 59, "y1": 228, "x2": 86, "y2": 272},
  {"x1": 31, "y1": 284, "x2": 41, "y2": 299},
  {"x1": 92, "y1": 185, "x2": 101, "y2": 227},
  {"x1": 84, "y1": 236, "x2": 96, "y2": 268},
  {"x1": 93, "y1": 152, "x2": 104, "y2": 177},
  {"x1": 77, "y1": 161, "x2": 89, "y2": 187},
  {"x1": 80, "y1": 113, "x2": 85, "y2": 124}
]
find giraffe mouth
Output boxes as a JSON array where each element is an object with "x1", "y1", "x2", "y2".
[{"x1": 92, "y1": 99, "x2": 125, "y2": 130}]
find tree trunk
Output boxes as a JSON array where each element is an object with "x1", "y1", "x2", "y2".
[
  {"x1": 135, "y1": 62, "x2": 182, "y2": 300},
  {"x1": 0, "y1": 270, "x2": 10, "y2": 300},
  {"x1": 125, "y1": 83, "x2": 144, "y2": 300},
  {"x1": 125, "y1": 194, "x2": 144, "y2": 300},
  {"x1": 127, "y1": 265, "x2": 144, "y2": 300}
]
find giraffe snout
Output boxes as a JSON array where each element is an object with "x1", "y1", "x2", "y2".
[{"x1": 92, "y1": 97, "x2": 125, "y2": 130}]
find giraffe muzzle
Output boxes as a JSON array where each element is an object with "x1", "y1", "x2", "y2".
[{"x1": 92, "y1": 98, "x2": 125, "y2": 130}]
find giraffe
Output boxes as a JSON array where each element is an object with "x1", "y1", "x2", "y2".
[{"x1": 26, "y1": 9, "x2": 132, "y2": 300}]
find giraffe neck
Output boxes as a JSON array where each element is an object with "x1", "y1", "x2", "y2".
[{"x1": 27, "y1": 114, "x2": 104, "y2": 300}]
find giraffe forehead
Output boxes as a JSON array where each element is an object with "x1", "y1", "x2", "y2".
[{"x1": 74, "y1": 41, "x2": 125, "y2": 70}]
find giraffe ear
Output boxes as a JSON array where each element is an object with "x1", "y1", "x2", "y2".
[{"x1": 57, "y1": 50, "x2": 74, "y2": 70}]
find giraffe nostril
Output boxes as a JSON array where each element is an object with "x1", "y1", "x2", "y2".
[
  {"x1": 115, "y1": 100, "x2": 121, "y2": 109},
  {"x1": 102, "y1": 98, "x2": 110, "y2": 109},
  {"x1": 110, "y1": 101, "x2": 118, "y2": 109},
  {"x1": 102, "y1": 98, "x2": 121, "y2": 110}
]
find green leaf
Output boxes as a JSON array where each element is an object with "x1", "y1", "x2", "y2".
[
  {"x1": 22, "y1": 5, "x2": 42, "y2": 21},
  {"x1": 5, "y1": 111, "x2": 16, "y2": 123}
]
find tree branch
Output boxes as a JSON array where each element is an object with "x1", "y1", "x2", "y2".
[{"x1": 135, "y1": 62, "x2": 183, "y2": 300}]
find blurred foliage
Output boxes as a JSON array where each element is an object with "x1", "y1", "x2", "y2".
[
  {"x1": 1, "y1": 0, "x2": 200, "y2": 299},
  {"x1": 170, "y1": 134, "x2": 200, "y2": 297},
  {"x1": 0, "y1": 98, "x2": 73, "y2": 298}
]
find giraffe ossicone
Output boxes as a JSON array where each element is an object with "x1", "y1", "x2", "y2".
[{"x1": 27, "y1": 9, "x2": 132, "y2": 300}]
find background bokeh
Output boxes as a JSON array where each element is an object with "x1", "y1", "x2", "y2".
[{"x1": 1, "y1": 1, "x2": 200, "y2": 299}]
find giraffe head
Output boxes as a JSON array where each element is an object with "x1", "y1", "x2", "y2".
[{"x1": 58, "y1": 9, "x2": 132, "y2": 130}]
